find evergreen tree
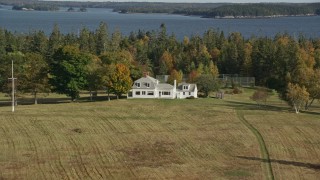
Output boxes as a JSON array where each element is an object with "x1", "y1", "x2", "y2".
[
  {"x1": 0, "y1": 28, "x2": 6, "y2": 57},
  {"x1": 0, "y1": 52, "x2": 25, "y2": 93},
  {"x1": 78, "y1": 27, "x2": 91, "y2": 53},
  {"x1": 95, "y1": 22, "x2": 109, "y2": 55},
  {"x1": 110, "y1": 28, "x2": 122, "y2": 52},
  {"x1": 27, "y1": 31, "x2": 48, "y2": 55},
  {"x1": 48, "y1": 24, "x2": 62, "y2": 57}
]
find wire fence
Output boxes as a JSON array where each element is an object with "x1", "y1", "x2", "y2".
[{"x1": 219, "y1": 76, "x2": 255, "y2": 87}]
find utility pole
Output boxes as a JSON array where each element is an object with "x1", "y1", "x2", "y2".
[{"x1": 8, "y1": 60, "x2": 17, "y2": 112}]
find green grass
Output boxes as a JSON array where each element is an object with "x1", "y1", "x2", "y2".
[{"x1": 0, "y1": 89, "x2": 319, "y2": 179}]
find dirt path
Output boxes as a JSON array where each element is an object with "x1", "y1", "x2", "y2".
[{"x1": 236, "y1": 110, "x2": 274, "y2": 180}]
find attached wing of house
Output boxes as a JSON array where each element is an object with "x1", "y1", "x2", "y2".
[
  {"x1": 127, "y1": 75, "x2": 197, "y2": 99},
  {"x1": 176, "y1": 82, "x2": 198, "y2": 99}
]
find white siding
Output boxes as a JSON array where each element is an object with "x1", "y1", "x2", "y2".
[
  {"x1": 130, "y1": 89, "x2": 157, "y2": 98},
  {"x1": 177, "y1": 91, "x2": 197, "y2": 99},
  {"x1": 128, "y1": 76, "x2": 197, "y2": 99},
  {"x1": 158, "y1": 90, "x2": 175, "y2": 99}
]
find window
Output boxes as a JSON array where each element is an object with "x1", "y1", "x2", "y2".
[
  {"x1": 135, "y1": 91, "x2": 140, "y2": 95},
  {"x1": 183, "y1": 92, "x2": 185, "y2": 95},
  {"x1": 142, "y1": 91, "x2": 146, "y2": 95},
  {"x1": 135, "y1": 82, "x2": 140, "y2": 88},
  {"x1": 162, "y1": 91, "x2": 170, "y2": 95},
  {"x1": 183, "y1": 85, "x2": 189, "y2": 90},
  {"x1": 145, "y1": 83, "x2": 150, "y2": 88},
  {"x1": 189, "y1": 92, "x2": 191, "y2": 95},
  {"x1": 147, "y1": 91, "x2": 154, "y2": 95}
]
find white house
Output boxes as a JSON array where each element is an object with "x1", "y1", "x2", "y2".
[
  {"x1": 176, "y1": 82, "x2": 198, "y2": 99},
  {"x1": 127, "y1": 75, "x2": 197, "y2": 99}
]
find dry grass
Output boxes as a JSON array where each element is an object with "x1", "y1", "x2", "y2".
[
  {"x1": 0, "y1": 89, "x2": 319, "y2": 179},
  {"x1": 243, "y1": 112, "x2": 320, "y2": 180}
]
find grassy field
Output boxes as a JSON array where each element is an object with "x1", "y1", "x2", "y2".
[{"x1": 0, "y1": 89, "x2": 319, "y2": 179}]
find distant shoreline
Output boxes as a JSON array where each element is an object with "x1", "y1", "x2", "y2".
[
  {"x1": 203, "y1": 14, "x2": 318, "y2": 19},
  {"x1": 118, "y1": 10, "x2": 318, "y2": 19},
  {"x1": 3, "y1": 4, "x2": 319, "y2": 20}
]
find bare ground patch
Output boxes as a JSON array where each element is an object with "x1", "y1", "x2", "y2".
[{"x1": 120, "y1": 140, "x2": 183, "y2": 168}]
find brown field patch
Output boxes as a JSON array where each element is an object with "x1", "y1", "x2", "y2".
[{"x1": 121, "y1": 140, "x2": 183, "y2": 167}]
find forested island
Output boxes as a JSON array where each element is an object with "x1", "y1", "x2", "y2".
[
  {"x1": 112, "y1": 3, "x2": 320, "y2": 18},
  {"x1": 0, "y1": 0, "x2": 320, "y2": 18},
  {"x1": 67, "y1": 7, "x2": 87, "y2": 12},
  {"x1": 12, "y1": 4, "x2": 59, "y2": 11}
]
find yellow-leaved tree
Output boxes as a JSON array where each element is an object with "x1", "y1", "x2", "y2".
[
  {"x1": 159, "y1": 50, "x2": 174, "y2": 75},
  {"x1": 286, "y1": 83, "x2": 309, "y2": 114},
  {"x1": 167, "y1": 69, "x2": 183, "y2": 85},
  {"x1": 108, "y1": 64, "x2": 132, "y2": 99}
]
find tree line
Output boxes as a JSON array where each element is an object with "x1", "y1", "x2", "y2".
[
  {"x1": 0, "y1": 23, "x2": 319, "y2": 110},
  {"x1": 173, "y1": 3, "x2": 320, "y2": 18},
  {"x1": 1, "y1": 0, "x2": 320, "y2": 17},
  {"x1": 110, "y1": 3, "x2": 320, "y2": 18},
  {"x1": 12, "y1": 4, "x2": 59, "y2": 11}
]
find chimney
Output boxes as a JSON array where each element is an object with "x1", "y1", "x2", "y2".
[{"x1": 143, "y1": 71, "x2": 149, "y2": 77}]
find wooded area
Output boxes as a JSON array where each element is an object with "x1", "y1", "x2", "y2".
[{"x1": 0, "y1": 22, "x2": 319, "y2": 110}]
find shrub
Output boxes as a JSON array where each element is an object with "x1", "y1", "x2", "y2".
[
  {"x1": 232, "y1": 87, "x2": 242, "y2": 94},
  {"x1": 250, "y1": 87, "x2": 270, "y2": 106}
]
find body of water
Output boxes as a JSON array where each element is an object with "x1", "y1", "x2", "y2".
[{"x1": 1, "y1": 5, "x2": 320, "y2": 40}]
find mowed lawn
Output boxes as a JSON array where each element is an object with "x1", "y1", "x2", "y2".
[{"x1": 0, "y1": 90, "x2": 319, "y2": 179}]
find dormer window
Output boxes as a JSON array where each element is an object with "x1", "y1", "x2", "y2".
[
  {"x1": 183, "y1": 85, "x2": 189, "y2": 90},
  {"x1": 146, "y1": 83, "x2": 150, "y2": 88},
  {"x1": 135, "y1": 82, "x2": 140, "y2": 88}
]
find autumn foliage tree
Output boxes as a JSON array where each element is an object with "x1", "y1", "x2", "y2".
[
  {"x1": 304, "y1": 69, "x2": 320, "y2": 110},
  {"x1": 187, "y1": 70, "x2": 199, "y2": 83},
  {"x1": 159, "y1": 50, "x2": 174, "y2": 74},
  {"x1": 208, "y1": 60, "x2": 219, "y2": 78},
  {"x1": 1, "y1": 23, "x2": 320, "y2": 107},
  {"x1": 286, "y1": 83, "x2": 309, "y2": 114},
  {"x1": 167, "y1": 69, "x2": 183, "y2": 85},
  {"x1": 108, "y1": 63, "x2": 132, "y2": 99}
]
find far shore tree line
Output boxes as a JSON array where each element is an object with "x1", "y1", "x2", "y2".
[
  {"x1": 0, "y1": 22, "x2": 320, "y2": 113},
  {"x1": 2, "y1": 0, "x2": 320, "y2": 18}
]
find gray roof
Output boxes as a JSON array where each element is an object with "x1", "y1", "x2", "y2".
[
  {"x1": 132, "y1": 75, "x2": 176, "y2": 90},
  {"x1": 132, "y1": 75, "x2": 158, "y2": 89},
  {"x1": 157, "y1": 83, "x2": 174, "y2": 90},
  {"x1": 132, "y1": 75, "x2": 195, "y2": 91},
  {"x1": 177, "y1": 83, "x2": 197, "y2": 92}
]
